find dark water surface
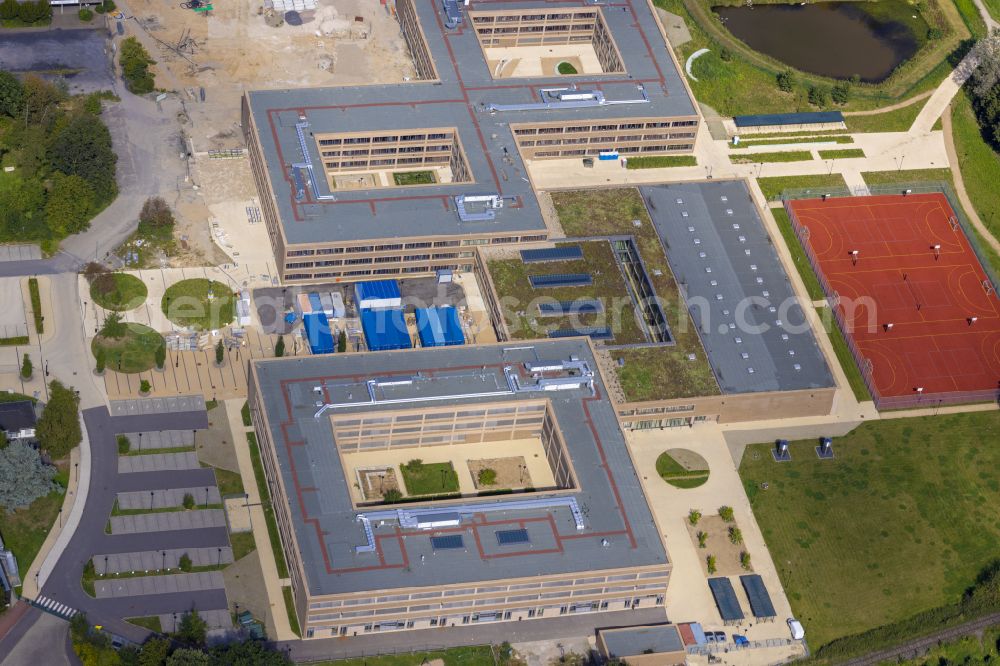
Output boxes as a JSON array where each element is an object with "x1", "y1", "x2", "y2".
[{"x1": 713, "y1": 1, "x2": 923, "y2": 82}]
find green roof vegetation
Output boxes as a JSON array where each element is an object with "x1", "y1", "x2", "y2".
[{"x1": 400, "y1": 460, "x2": 460, "y2": 496}]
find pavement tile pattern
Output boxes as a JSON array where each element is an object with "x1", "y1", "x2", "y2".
[
  {"x1": 117, "y1": 487, "x2": 222, "y2": 510},
  {"x1": 124, "y1": 430, "x2": 195, "y2": 450},
  {"x1": 109, "y1": 395, "x2": 206, "y2": 417},
  {"x1": 93, "y1": 547, "x2": 234, "y2": 574},
  {"x1": 110, "y1": 509, "x2": 227, "y2": 534},
  {"x1": 118, "y1": 451, "x2": 200, "y2": 473},
  {"x1": 94, "y1": 571, "x2": 225, "y2": 599}
]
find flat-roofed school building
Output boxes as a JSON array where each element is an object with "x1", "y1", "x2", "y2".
[
  {"x1": 247, "y1": 339, "x2": 670, "y2": 638},
  {"x1": 242, "y1": 0, "x2": 699, "y2": 284}
]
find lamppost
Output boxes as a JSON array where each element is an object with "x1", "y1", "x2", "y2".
[
  {"x1": 150, "y1": 490, "x2": 155, "y2": 510},
  {"x1": 162, "y1": 550, "x2": 166, "y2": 571},
  {"x1": 58, "y1": 507, "x2": 62, "y2": 528},
  {"x1": 205, "y1": 487, "x2": 210, "y2": 508},
  {"x1": 75, "y1": 462, "x2": 79, "y2": 483}
]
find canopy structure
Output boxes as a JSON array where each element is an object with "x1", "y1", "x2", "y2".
[
  {"x1": 361, "y1": 308, "x2": 411, "y2": 351},
  {"x1": 302, "y1": 312, "x2": 334, "y2": 355},
  {"x1": 708, "y1": 577, "x2": 745, "y2": 624},
  {"x1": 416, "y1": 306, "x2": 465, "y2": 347}
]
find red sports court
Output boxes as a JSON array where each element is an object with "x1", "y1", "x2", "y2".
[{"x1": 787, "y1": 192, "x2": 1000, "y2": 407}]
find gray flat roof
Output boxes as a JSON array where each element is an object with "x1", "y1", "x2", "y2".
[
  {"x1": 601, "y1": 624, "x2": 685, "y2": 657},
  {"x1": 252, "y1": 339, "x2": 667, "y2": 597},
  {"x1": 246, "y1": 0, "x2": 696, "y2": 245},
  {"x1": 640, "y1": 181, "x2": 834, "y2": 393}
]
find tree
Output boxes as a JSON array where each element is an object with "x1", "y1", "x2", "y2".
[
  {"x1": 831, "y1": 80, "x2": 851, "y2": 105},
  {"x1": 0, "y1": 0, "x2": 18, "y2": 20},
  {"x1": 155, "y1": 344, "x2": 166, "y2": 370},
  {"x1": 117, "y1": 434, "x2": 130, "y2": 454},
  {"x1": 182, "y1": 492, "x2": 195, "y2": 510},
  {"x1": 720, "y1": 48, "x2": 733, "y2": 62},
  {"x1": 21, "y1": 75, "x2": 63, "y2": 126},
  {"x1": 477, "y1": 467, "x2": 497, "y2": 486},
  {"x1": 273, "y1": 335, "x2": 284, "y2": 358},
  {"x1": 175, "y1": 609, "x2": 207, "y2": 647},
  {"x1": 48, "y1": 112, "x2": 117, "y2": 204},
  {"x1": 20, "y1": 353, "x2": 32, "y2": 379},
  {"x1": 807, "y1": 85, "x2": 830, "y2": 107},
  {"x1": 0, "y1": 443, "x2": 58, "y2": 511},
  {"x1": 36, "y1": 380, "x2": 82, "y2": 459},
  {"x1": 776, "y1": 70, "x2": 795, "y2": 93},
  {"x1": 208, "y1": 641, "x2": 292, "y2": 665},
  {"x1": 688, "y1": 508, "x2": 701, "y2": 526},
  {"x1": 215, "y1": 340, "x2": 224, "y2": 365},
  {"x1": 382, "y1": 488, "x2": 403, "y2": 503},
  {"x1": 728, "y1": 526, "x2": 743, "y2": 544},
  {"x1": 740, "y1": 550, "x2": 752, "y2": 570},
  {"x1": 137, "y1": 638, "x2": 170, "y2": 666},
  {"x1": 719, "y1": 505, "x2": 735, "y2": 522},
  {"x1": 165, "y1": 648, "x2": 210, "y2": 666},
  {"x1": 139, "y1": 197, "x2": 175, "y2": 229},
  {"x1": 0, "y1": 70, "x2": 24, "y2": 117},
  {"x1": 100, "y1": 312, "x2": 127, "y2": 339},
  {"x1": 697, "y1": 531, "x2": 708, "y2": 548},
  {"x1": 45, "y1": 173, "x2": 95, "y2": 237},
  {"x1": 119, "y1": 37, "x2": 156, "y2": 95},
  {"x1": 139, "y1": 379, "x2": 151, "y2": 394},
  {"x1": 178, "y1": 552, "x2": 192, "y2": 572},
  {"x1": 95, "y1": 345, "x2": 106, "y2": 374},
  {"x1": 707, "y1": 554, "x2": 717, "y2": 574},
  {"x1": 337, "y1": 330, "x2": 347, "y2": 353}
]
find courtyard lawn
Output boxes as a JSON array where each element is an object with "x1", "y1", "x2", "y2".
[
  {"x1": 161, "y1": 279, "x2": 235, "y2": 331},
  {"x1": 89, "y1": 273, "x2": 148, "y2": 311},
  {"x1": 392, "y1": 171, "x2": 435, "y2": 186},
  {"x1": 487, "y1": 240, "x2": 646, "y2": 343},
  {"x1": 739, "y1": 411, "x2": 1000, "y2": 651},
  {"x1": 229, "y1": 532, "x2": 256, "y2": 561},
  {"x1": 730, "y1": 150, "x2": 814, "y2": 164},
  {"x1": 818, "y1": 148, "x2": 865, "y2": 159},
  {"x1": 400, "y1": 460, "x2": 460, "y2": 496},
  {"x1": 756, "y1": 174, "x2": 849, "y2": 201},
  {"x1": 0, "y1": 463, "x2": 67, "y2": 577},
  {"x1": 551, "y1": 188, "x2": 719, "y2": 401},
  {"x1": 91, "y1": 323, "x2": 164, "y2": 374}
]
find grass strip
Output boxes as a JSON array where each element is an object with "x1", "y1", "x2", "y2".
[
  {"x1": 229, "y1": 531, "x2": 256, "y2": 561},
  {"x1": 732, "y1": 135, "x2": 853, "y2": 149},
  {"x1": 209, "y1": 465, "x2": 244, "y2": 497},
  {"x1": 756, "y1": 174, "x2": 849, "y2": 201},
  {"x1": 111, "y1": 502, "x2": 223, "y2": 517},
  {"x1": 315, "y1": 646, "x2": 500, "y2": 665},
  {"x1": 625, "y1": 155, "x2": 697, "y2": 168},
  {"x1": 247, "y1": 433, "x2": 289, "y2": 579},
  {"x1": 818, "y1": 148, "x2": 866, "y2": 159},
  {"x1": 815, "y1": 306, "x2": 872, "y2": 402},
  {"x1": 0, "y1": 336, "x2": 29, "y2": 346},
  {"x1": 121, "y1": 445, "x2": 195, "y2": 457},
  {"x1": 241, "y1": 401, "x2": 251, "y2": 427},
  {"x1": 772, "y1": 208, "x2": 825, "y2": 301},
  {"x1": 282, "y1": 586, "x2": 300, "y2": 637},
  {"x1": 28, "y1": 278, "x2": 42, "y2": 334},
  {"x1": 861, "y1": 168, "x2": 954, "y2": 187},
  {"x1": 730, "y1": 150, "x2": 814, "y2": 164},
  {"x1": 951, "y1": 88, "x2": 1000, "y2": 266}
]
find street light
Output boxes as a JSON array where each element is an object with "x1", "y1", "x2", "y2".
[{"x1": 150, "y1": 490, "x2": 155, "y2": 510}]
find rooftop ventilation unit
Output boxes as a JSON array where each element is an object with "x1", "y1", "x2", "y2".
[
  {"x1": 443, "y1": 0, "x2": 463, "y2": 28},
  {"x1": 455, "y1": 193, "x2": 504, "y2": 222}
]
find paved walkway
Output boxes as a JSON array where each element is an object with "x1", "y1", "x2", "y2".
[
  {"x1": 94, "y1": 547, "x2": 234, "y2": 574},
  {"x1": 910, "y1": 51, "x2": 982, "y2": 134}
]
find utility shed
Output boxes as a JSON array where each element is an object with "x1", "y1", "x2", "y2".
[
  {"x1": 597, "y1": 624, "x2": 687, "y2": 665},
  {"x1": 302, "y1": 313, "x2": 335, "y2": 355},
  {"x1": 354, "y1": 280, "x2": 401, "y2": 311},
  {"x1": 361, "y1": 308, "x2": 411, "y2": 351},
  {"x1": 416, "y1": 306, "x2": 464, "y2": 347}
]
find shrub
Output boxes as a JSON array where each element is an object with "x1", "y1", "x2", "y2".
[
  {"x1": 20, "y1": 354, "x2": 32, "y2": 379},
  {"x1": 740, "y1": 551, "x2": 752, "y2": 570},
  {"x1": 688, "y1": 509, "x2": 701, "y2": 525},
  {"x1": 832, "y1": 81, "x2": 851, "y2": 105},
  {"x1": 178, "y1": 553, "x2": 192, "y2": 572},
  {"x1": 36, "y1": 380, "x2": 82, "y2": 459},
  {"x1": 99, "y1": 312, "x2": 127, "y2": 339},
  {"x1": 215, "y1": 340, "x2": 224, "y2": 365},
  {"x1": 139, "y1": 379, "x2": 151, "y2": 394},
  {"x1": 382, "y1": 488, "x2": 403, "y2": 503},
  {"x1": 119, "y1": 37, "x2": 156, "y2": 94},
  {"x1": 0, "y1": 442, "x2": 58, "y2": 511},
  {"x1": 720, "y1": 48, "x2": 733, "y2": 62},
  {"x1": 154, "y1": 344, "x2": 165, "y2": 370},
  {"x1": 182, "y1": 493, "x2": 195, "y2": 510},
  {"x1": 729, "y1": 526, "x2": 743, "y2": 544},
  {"x1": 337, "y1": 330, "x2": 347, "y2": 353},
  {"x1": 139, "y1": 197, "x2": 174, "y2": 228},
  {"x1": 116, "y1": 434, "x2": 130, "y2": 454},
  {"x1": 78, "y1": 7, "x2": 93, "y2": 21},
  {"x1": 175, "y1": 609, "x2": 207, "y2": 647},
  {"x1": 707, "y1": 554, "x2": 717, "y2": 574},
  {"x1": 405, "y1": 459, "x2": 423, "y2": 471},
  {"x1": 697, "y1": 531, "x2": 708, "y2": 548},
  {"x1": 477, "y1": 467, "x2": 497, "y2": 486},
  {"x1": 274, "y1": 335, "x2": 284, "y2": 358},
  {"x1": 0, "y1": 0, "x2": 18, "y2": 20},
  {"x1": 95, "y1": 347, "x2": 106, "y2": 374},
  {"x1": 28, "y1": 278, "x2": 42, "y2": 334},
  {"x1": 808, "y1": 85, "x2": 830, "y2": 107},
  {"x1": 776, "y1": 70, "x2": 795, "y2": 93},
  {"x1": 719, "y1": 505, "x2": 735, "y2": 522}
]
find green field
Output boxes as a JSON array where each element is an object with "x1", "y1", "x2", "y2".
[
  {"x1": 551, "y1": 189, "x2": 719, "y2": 401},
  {"x1": 656, "y1": 451, "x2": 709, "y2": 489},
  {"x1": 739, "y1": 411, "x2": 1000, "y2": 650},
  {"x1": 90, "y1": 273, "x2": 148, "y2": 311},
  {"x1": 161, "y1": 279, "x2": 235, "y2": 330},
  {"x1": 731, "y1": 150, "x2": 814, "y2": 164},
  {"x1": 772, "y1": 208, "x2": 825, "y2": 301},
  {"x1": 843, "y1": 101, "x2": 924, "y2": 133},
  {"x1": 313, "y1": 646, "x2": 499, "y2": 666},
  {"x1": 400, "y1": 460, "x2": 460, "y2": 496},
  {"x1": 91, "y1": 323, "x2": 164, "y2": 374},
  {"x1": 756, "y1": 174, "x2": 848, "y2": 201},
  {"x1": 951, "y1": 88, "x2": 1000, "y2": 272},
  {"x1": 860, "y1": 168, "x2": 954, "y2": 187},
  {"x1": 625, "y1": 155, "x2": 697, "y2": 168},
  {"x1": 0, "y1": 464, "x2": 66, "y2": 577}
]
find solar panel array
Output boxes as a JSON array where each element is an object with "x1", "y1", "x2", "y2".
[
  {"x1": 496, "y1": 529, "x2": 531, "y2": 546},
  {"x1": 430, "y1": 535, "x2": 464, "y2": 550},
  {"x1": 707, "y1": 577, "x2": 745, "y2": 622},
  {"x1": 520, "y1": 246, "x2": 584, "y2": 263},
  {"x1": 548, "y1": 326, "x2": 613, "y2": 340},
  {"x1": 740, "y1": 574, "x2": 777, "y2": 619},
  {"x1": 537, "y1": 300, "x2": 604, "y2": 316},
  {"x1": 529, "y1": 273, "x2": 593, "y2": 288}
]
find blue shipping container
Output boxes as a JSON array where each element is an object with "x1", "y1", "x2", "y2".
[
  {"x1": 361, "y1": 308, "x2": 411, "y2": 351},
  {"x1": 302, "y1": 313, "x2": 335, "y2": 355},
  {"x1": 416, "y1": 306, "x2": 464, "y2": 347}
]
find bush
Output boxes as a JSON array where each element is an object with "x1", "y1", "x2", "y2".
[
  {"x1": 382, "y1": 488, "x2": 403, "y2": 503},
  {"x1": 78, "y1": 7, "x2": 93, "y2": 21},
  {"x1": 139, "y1": 197, "x2": 175, "y2": 228},
  {"x1": 182, "y1": 493, "x2": 195, "y2": 510},
  {"x1": 119, "y1": 37, "x2": 156, "y2": 95},
  {"x1": 729, "y1": 526, "x2": 743, "y2": 544},
  {"x1": 776, "y1": 70, "x2": 795, "y2": 93},
  {"x1": 719, "y1": 505, "x2": 735, "y2": 522},
  {"x1": 36, "y1": 380, "x2": 82, "y2": 459},
  {"x1": 139, "y1": 379, "x2": 151, "y2": 394},
  {"x1": 0, "y1": 442, "x2": 58, "y2": 511},
  {"x1": 697, "y1": 531, "x2": 708, "y2": 548},
  {"x1": 116, "y1": 434, "x2": 130, "y2": 454},
  {"x1": 99, "y1": 312, "x2": 127, "y2": 339},
  {"x1": 832, "y1": 81, "x2": 851, "y2": 105},
  {"x1": 707, "y1": 554, "x2": 717, "y2": 574},
  {"x1": 337, "y1": 330, "x2": 347, "y2": 353},
  {"x1": 808, "y1": 85, "x2": 830, "y2": 107},
  {"x1": 17, "y1": 0, "x2": 50, "y2": 23},
  {"x1": 740, "y1": 551, "x2": 752, "y2": 570},
  {"x1": 19, "y1": 353, "x2": 31, "y2": 379},
  {"x1": 175, "y1": 609, "x2": 207, "y2": 647},
  {"x1": 178, "y1": 553, "x2": 192, "y2": 572},
  {"x1": 720, "y1": 47, "x2": 733, "y2": 62},
  {"x1": 688, "y1": 509, "x2": 701, "y2": 526},
  {"x1": 215, "y1": 340, "x2": 224, "y2": 365},
  {"x1": 0, "y1": 0, "x2": 18, "y2": 20},
  {"x1": 274, "y1": 335, "x2": 284, "y2": 358},
  {"x1": 155, "y1": 344, "x2": 165, "y2": 370},
  {"x1": 28, "y1": 278, "x2": 43, "y2": 334},
  {"x1": 405, "y1": 459, "x2": 423, "y2": 471},
  {"x1": 94, "y1": 346, "x2": 106, "y2": 377},
  {"x1": 477, "y1": 468, "x2": 497, "y2": 486}
]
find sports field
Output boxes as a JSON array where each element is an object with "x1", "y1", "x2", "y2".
[{"x1": 787, "y1": 193, "x2": 1000, "y2": 406}]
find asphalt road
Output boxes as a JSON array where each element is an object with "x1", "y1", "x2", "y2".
[{"x1": 0, "y1": 605, "x2": 75, "y2": 666}]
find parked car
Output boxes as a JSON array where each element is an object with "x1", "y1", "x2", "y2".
[
  {"x1": 787, "y1": 618, "x2": 805, "y2": 640},
  {"x1": 733, "y1": 635, "x2": 750, "y2": 647}
]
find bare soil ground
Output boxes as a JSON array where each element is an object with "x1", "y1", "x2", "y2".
[
  {"x1": 687, "y1": 514, "x2": 753, "y2": 577},
  {"x1": 468, "y1": 456, "x2": 533, "y2": 490},
  {"x1": 358, "y1": 467, "x2": 400, "y2": 501}
]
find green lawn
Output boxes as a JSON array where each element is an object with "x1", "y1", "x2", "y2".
[
  {"x1": 487, "y1": 240, "x2": 646, "y2": 343},
  {"x1": 625, "y1": 155, "x2": 697, "y2": 168},
  {"x1": 400, "y1": 461, "x2": 460, "y2": 496},
  {"x1": 951, "y1": 88, "x2": 1000, "y2": 270},
  {"x1": 818, "y1": 148, "x2": 865, "y2": 159},
  {"x1": 557, "y1": 61, "x2": 578, "y2": 75},
  {"x1": 229, "y1": 531, "x2": 256, "y2": 561},
  {"x1": 731, "y1": 150, "x2": 814, "y2": 164},
  {"x1": 392, "y1": 171, "x2": 435, "y2": 186},
  {"x1": 816, "y1": 306, "x2": 872, "y2": 402},
  {"x1": 246, "y1": 433, "x2": 289, "y2": 580},
  {"x1": 739, "y1": 411, "x2": 1000, "y2": 651},
  {"x1": 89, "y1": 273, "x2": 147, "y2": 311},
  {"x1": 655, "y1": 451, "x2": 709, "y2": 489},
  {"x1": 733, "y1": 135, "x2": 853, "y2": 149},
  {"x1": 28, "y1": 277, "x2": 42, "y2": 334},
  {"x1": 210, "y1": 465, "x2": 245, "y2": 497},
  {"x1": 0, "y1": 464, "x2": 66, "y2": 576},
  {"x1": 161, "y1": 279, "x2": 235, "y2": 331},
  {"x1": 91, "y1": 323, "x2": 164, "y2": 373},
  {"x1": 282, "y1": 586, "x2": 300, "y2": 637},
  {"x1": 772, "y1": 208, "x2": 825, "y2": 301},
  {"x1": 0, "y1": 336, "x2": 29, "y2": 346},
  {"x1": 126, "y1": 616, "x2": 163, "y2": 633},
  {"x1": 241, "y1": 401, "x2": 252, "y2": 427},
  {"x1": 312, "y1": 646, "x2": 499, "y2": 666},
  {"x1": 756, "y1": 174, "x2": 849, "y2": 201},
  {"x1": 843, "y1": 101, "x2": 924, "y2": 133},
  {"x1": 860, "y1": 168, "x2": 954, "y2": 187},
  {"x1": 551, "y1": 189, "x2": 719, "y2": 401}
]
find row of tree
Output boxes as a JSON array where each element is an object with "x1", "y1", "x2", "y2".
[
  {"x1": 776, "y1": 70, "x2": 854, "y2": 107},
  {"x1": 0, "y1": 0, "x2": 50, "y2": 24},
  {"x1": 968, "y1": 32, "x2": 1000, "y2": 148}
]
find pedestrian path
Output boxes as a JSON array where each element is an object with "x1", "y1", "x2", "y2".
[{"x1": 32, "y1": 595, "x2": 79, "y2": 620}]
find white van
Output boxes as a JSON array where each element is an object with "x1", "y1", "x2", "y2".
[{"x1": 787, "y1": 618, "x2": 805, "y2": 640}]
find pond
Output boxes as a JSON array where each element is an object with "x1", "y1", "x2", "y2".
[{"x1": 712, "y1": 1, "x2": 929, "y2": 82}]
